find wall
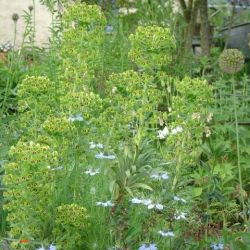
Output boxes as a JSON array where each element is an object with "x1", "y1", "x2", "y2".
[{"x1": 0, "y1": 0, "x2": 52, "y2": 47}]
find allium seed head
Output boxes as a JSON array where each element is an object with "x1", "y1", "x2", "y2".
[{"x1": 219, "y1": 49, "x2": 244, "y2": 74}]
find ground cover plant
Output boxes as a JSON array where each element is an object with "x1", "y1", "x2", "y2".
[{"x1": 0, "y1": 1, "x2": 250, "y2": 250}]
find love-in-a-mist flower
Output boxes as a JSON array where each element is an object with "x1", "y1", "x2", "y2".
[
  {"x1": 174, "y1": 212, "x2": 187, "y2": 220},
  {"x1": 68, "y1": 114, "x2": 84, "y2": 122},
  {"x1": 89, "y1": 142, "x2": 104, "y2": 149},
  {"x1": 96, "y1": 201, "x2": 114, "y2": 207},
  {"x1": 158, "y1": 230, "x2": 175, "y2": 237},
  {"x1": 95, "y1": 152, "x2": 116, "y2": 160},
  {"x1": 147, "y1": 203, "x2": 164, "y2": 210},
  {"x1": 157, "y1": 126, "x2": 169, "y2": 139},
  {"x1": 210, "y1": 243, "x2": 224, "y2": 250},
  {"x1": 171, "y1": 126, "x2": 183, "y2": 135},
  {"x1": 173, "y1": 195, "x2": 187, "y2": 203},
  {"x1": 138, "y1": 243, "x2": 157, "y2": 250},
  {"x1": 48, "y1": 244, "x2": 57, "y2": 250},
  {"x1": 150, "y1": 172, "x2": 169, "y2": 180},
  {"x1": 131, "y1": 197, "x2": 143, "y2": 204},
  {"x1": 85, "y1": 169, "x2": 100, "y2": 176}
]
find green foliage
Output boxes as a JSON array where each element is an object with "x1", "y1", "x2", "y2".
[{"x1": 129, "y1": 25, "x2": 176, "y2": 70}]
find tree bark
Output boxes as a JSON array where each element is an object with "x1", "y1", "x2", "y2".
[
  {"x1": 200, "y1": 0, "x2": 210, "y2": 56},
  {"x1": 183, "y1": 0, "x2": 201, "y2": 54}
]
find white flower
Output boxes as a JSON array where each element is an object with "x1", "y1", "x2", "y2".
[
  {"x1": 119, "y1": 7, "x2": 128, "y2": 15},
  {"x1": 171, "y1": 126, "x2": 183, "y2": 135},
  {"x1": 207, "y1": 112, "x2": 213, "y2": 123},
  {"x1": 173, "y1": 195, "x2": 187, "y2": 203},
  {"x1": 85, "y1": 169, "x2": 100, "y2": 176},
  {"x1": 89, "y1": 142, "x2": 104, "y2": 149},
  {"x1": 210, "y1": 243, "x2": 224, "y2": 250},
  {"x1": 141, "y1": 199, "x2": 152, "y2": 206},
  {"x1": 205, "y1": 126, "x2": 211, "y2": 138},
  {"x1": 36, "y1": 247, "x2": 45, "y2": 250},
  {"x1": 112, "y1": 86, "x2": 117, "y2": 94},
  {"x1": 155, "y1": 203, "x2": 164, "y2": 210},
  {"x1": 174, "y1": 212, "x2": 187, "y2": 220},
  {"x1": 48, "y1": 245, "x2": 57, "y2": 250},
  {"x1": 161, "y1": 173, "x2": 169, "y2": 180},
  {"x1": 90, "y1": 187, "x2": 96, "y2": 194},
  {"x1": 157, "y1": 126, "x2": 169, "y2": 139},
  {"x1": 192, "y1": 112, "x2": 201, "y2": 120},
  {"x1": 95, "y1": 152, "x2": 116, "y2": 160},
  {"x1": 147, "y1": 203, "x2": 163, "y2": 210},
  {"x1": 68, "y1": 114, "x2": 84, "y2": 122},
  {"x1": 158, "y1": 230, "x2": 175, "y2": 237},
  {"x1": 131, "y1": 197, "x2": 142, "y2": 204},
  {"x1": 150, "y1": 172, "x2": 169, "y2": 180},
  {"x1": 96, "y1": 201, "x2": 114, "y2": 207},
  {"x1": 128, "y1": 8, "x2": 138, "y2": 14},
  {"x1": 138, "y1": 243, "x2": 157, "y2": 250}
]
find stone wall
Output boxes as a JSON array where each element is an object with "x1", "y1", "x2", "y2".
[{"x1": 0, "y1": 0, "x2": 52, "y2": 47}]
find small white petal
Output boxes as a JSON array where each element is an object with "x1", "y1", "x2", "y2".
[
  {"x1": 155, "y1": 204, "x2": 164, "y2": 210},
  {"x1": 148, "y1": 204, "x2": 155, "y2": 209},
  {"x1": 142, "y1": 199, "x2": 152, "y2": 205},
  {"x1": 131, "y1": 198, "x2": 142, "y2": 204}
]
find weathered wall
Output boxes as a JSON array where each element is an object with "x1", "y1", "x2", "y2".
[{"x1": 0, "y1": 0, "x2": 52, "y2": 47}]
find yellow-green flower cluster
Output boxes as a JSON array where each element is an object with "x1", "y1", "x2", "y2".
[
  {"x1": 53, "y1": 204, "x2": 89, "y2": 250},
  {"x1": 42, "y1": 115, "x2": 75, "y2": 136},
  {"x1": 129, "y1": 25, "x2": 176, "y2": 69},
  {"x1": 99, "y1": 70, "x2": 164, "y2": 146},
  {"x1": 18, "y1": 76, "x2": 57, "y2": 113},
  {"x1": 60, "y1": 3, "x2": 106, "y2": 89},
  {"x1": 3, "y1": 141, "x2": 58, "y2": 249},
  {"x1": 3, "y1": 3, "x2": 108, "y2": 249},
  {"x1": 166, "y1": 77, "x2": 213, "y2": 165}
]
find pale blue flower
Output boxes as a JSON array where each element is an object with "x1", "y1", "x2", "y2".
[
  {"x1": 138, "y1": 243, "x2": 157, "y2": 250},
  {"x1": 106, "y1": 25, "x2": 114, "y2": 34},
  {"x1": 48, "y1": 245, "x2": 57, "y2": 250},
  {"x1": 95, "y1": 152, "x2": 116, "y2": 160},
  {"x1": 141, "y1": 199, "x2": 152, "y2": 206},
  {"x1": 147, "y1": 203, "x2": 164, "y2": 210},
  {"x1": 174, "y1": 212, "x2": 187, "y2": 220},
  {"x1": 158, "y1": 230, "x2": 175, "y2": 237},
  {"x1": 173, "y1": 195, "x2": 187, "y2": 203},
  {"x1": 131, "y1": 197, "x2": 143, "y2": 204},
  {"x1": 96, "y1": 201, "x2": 114, "y2": 207},
  {"x1": 150, "y1": 172, "x2": 169, "y2": 180},
  {"x1": 210, "y1": 243, "x2": 224, "y2": 250},
  {"x1": 171, "y1": 126, "x2": 183, "y2": 135},
  {"x1": 68, "y1": 114, "x2": 84, "y2": 122},
  {"x1": 89, "y1": 142, "x2": 104, "y2": 149},
  {"x1": 85, "y1": 169, "x2": 100, "y2": 176}
]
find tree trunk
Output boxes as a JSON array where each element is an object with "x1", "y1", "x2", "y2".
[
  {"x1": 184, "y1": 0, "x2": 201, "y2": 54},
  {"x1": 178, "y1": 0, "x2": 201, "y2": 54},
  {"x1": 200, "y1": 0, "x2": 210, "y2": 56}
]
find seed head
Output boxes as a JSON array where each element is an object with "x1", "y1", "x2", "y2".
[
  {"x1": 219, "y1": 49, "x2": 244, "y2": 74},
  {"x1": 12, "y1": 13, "x2": 19, "y2": 22},
  {"x1": 28, "y1": 5, "x2": 34, "y2": 12}
]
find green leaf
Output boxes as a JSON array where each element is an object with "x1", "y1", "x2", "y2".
[
  {"x1": 133, "y1": 183, "x2": 153, "y2": 191},
  {"x1": 192, "y1": 187, "x2": 203, "y2": 197}
]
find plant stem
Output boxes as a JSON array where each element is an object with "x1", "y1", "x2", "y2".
[{"x1": 232, "y1": 77, "x2": 246, "y2": 223}]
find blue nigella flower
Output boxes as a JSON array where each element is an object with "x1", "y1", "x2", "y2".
[
  {"x1": 138, "y1": 243, "x2": 157, "y2": 250},
  {"x1": 210, "y1": 243, "x2": 224, "y2": 250},
  {"x1": 105, "y1": 25, "x2": 114, "y2": 34}
]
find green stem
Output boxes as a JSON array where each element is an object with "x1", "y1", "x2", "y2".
[{"x1": 232, "y1": 77, "x2": 246, "y2": 223}]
